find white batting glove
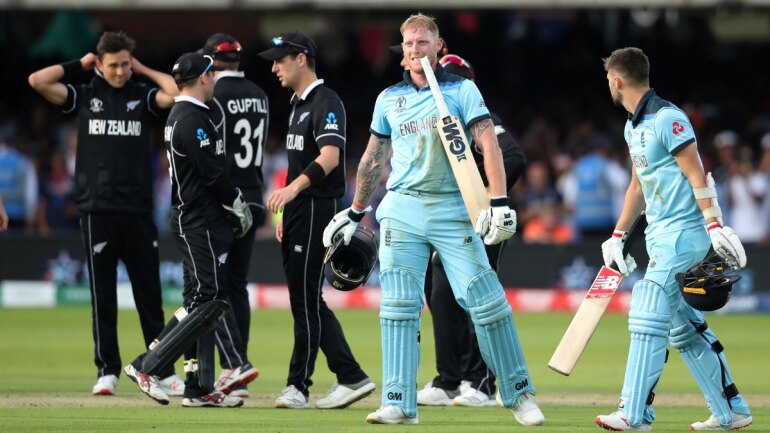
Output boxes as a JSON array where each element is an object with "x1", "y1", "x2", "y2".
[
  {"x1": 707, "y1": 222, "x2": 747, "y2": 269},
  {"x1": 475, "y1": 196, "x2": 516, "y2": 245},
  {"x1": 322, "y1": 206, "x2": 368, "y2": 247},
  {"x1": 601, "y1": 229, "x2": 637, "y2": 277},
  {"x1": 223, "y1": 188, "x2": 253, "y2": 238}
]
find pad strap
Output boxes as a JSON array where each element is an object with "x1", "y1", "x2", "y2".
[{"x1": 184, "y1": 359, "x2": 199, "y2": 373}]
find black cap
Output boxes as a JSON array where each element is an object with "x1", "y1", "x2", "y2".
[
  {"x1": 258, "y1": 32, "x2": 317, "y2": 61},
  {"x1": 201, "y1": 33, "x2": 242, "y2": 62},
  {"x1": 171, "y1": 53, "x2": 224, "y2": 84}
]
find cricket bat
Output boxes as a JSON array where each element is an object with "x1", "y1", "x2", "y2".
[
  {"x1": 420, "y1": 56, "x2": 489, "y2": 224},
  {"x1": 548, "y1": 214, "x2": 647, "y2": 376}
]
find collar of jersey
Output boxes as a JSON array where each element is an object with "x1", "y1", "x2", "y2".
[
  {"x1": 290, "y1": 79, "x2": 324, "y2": 104},
  {"x1": 214, "y1": 70, "x2": 245, "y2": 84},
  {"x1": 402, "y1": 64, "x2": 447, "y2": 91},
  {"x1": 174, "y1": 95, "x2": 209, "y2": 109},
  {"x1": 628, "y1": 88, "x2": 656, "y2": 127}
]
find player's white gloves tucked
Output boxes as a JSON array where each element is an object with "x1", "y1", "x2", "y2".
[
  {"x1": 223, "y1": 188, "x2": 253, "y2": 238},
  {"x1": 322, "y1": 206, "x2": 368, "y2": 247},
  {"x1": 707, "y1": 222, "x2": 747, "y2": 269},
  {"x1": 601, "y1": 229, "x2": 637, "y2": 277},
  {"x1": 475, "y1": 196, "x2": 516, "y2": 245}
]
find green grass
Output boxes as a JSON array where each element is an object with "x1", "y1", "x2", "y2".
[{"x1": 0, "y1": 307, "x2": 768, "y2": 432}]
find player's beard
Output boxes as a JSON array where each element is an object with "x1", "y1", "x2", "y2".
[{"x1": 612, "y1": 90, "x2": 624, "y2": 108}]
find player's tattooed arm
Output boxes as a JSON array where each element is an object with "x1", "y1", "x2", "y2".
[
  {"x1": 470, "y1": 118, "x2": 494, "y2": 141},
  {"x1": 354, "y1": 134, "x2": 392, "y2": 207},
  {"x1": 470, "y1": 118, "x2": 507, "y2": 197}
]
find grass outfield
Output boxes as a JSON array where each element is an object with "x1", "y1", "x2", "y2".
[{"x1": 0, "y1": 307, "x2": 767, "y2": 432}]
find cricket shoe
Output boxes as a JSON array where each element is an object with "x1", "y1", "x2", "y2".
[
  {"x1": 229, "y1": 385, "x2": 250, "y2": 398},
  {"x1": 124, "y1": 364, "x2": 169, "y2": 405},
  {"x1": 182, "y1": 390, "x2": 243, "y2": 408},
  {"x1": 316, "y1": 378, "x2": 376, "y2": 409},
  {"x1": 92, "y1": 374, "x2": 118, "y2": 396},
  {"x1": 275, "y1": 385, "x2": 309, "y2": 409},
  {"x1": 690, "y1": 412, "x2": 752, "y2": 431},
  {"x1": 216, "y1": 362, "x2": 259, "y2": 395},
  {"x1": 416, "y1": 382, "x2": 459, "y2": 406},
  {"x1": 159, "y1": 373, "x2": 185, "y2": 397},
  {"x1": 453, "y1": 386, "x2": 497, "y2": 407},
  {"x1": 366, "y1": 405, "x2": 419, "y2": 425},
  {"x1": 596, "y1": 411, "x2": 652, "y2": 431},
  {"x1": 511, "y1": 393, "x2": 545, "y2": 426}
]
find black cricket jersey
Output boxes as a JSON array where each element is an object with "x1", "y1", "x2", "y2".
[
  {"x1": 64, "y1": 76, "x2": 160, "y2": 213},
  {"x1": 472, "y1": 112, "x2": 526, "y2": 191},
  {"x1": 285, "y1": 80, "x2": 346, "y2": 198},
  {"x1": 209, "y1": 71, "x2": 269, "y2": 190},
  {"x1": 165, "y1": 96, "x2": 232, "y2": 231}
]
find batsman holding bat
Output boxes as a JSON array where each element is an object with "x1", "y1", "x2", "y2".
[
  {"x1": 323, "y1": 13, "x2": 543, "y2": 426},
  {"x1": 596, "y1": 47, "x2": 751, "y2": 431}
]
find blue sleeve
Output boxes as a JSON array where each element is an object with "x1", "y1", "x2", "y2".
[
  {"x1": 457, "y1": 79, "x2": 490, "y2": 128},
  {"x1": 654, "y1": 108, "x2": 696, "y2": 155},
  {"x1": 369, "y1": 90, "x2": 391, "y2": 138}
]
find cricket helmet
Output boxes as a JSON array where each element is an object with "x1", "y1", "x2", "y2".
[
  {"x1": 439, "y1": 54, "x2": 475, "y2": 81},
  {"x1": 676, "y1": 251, "x2": 741, "y2": 311},
  {"x1": 323, "y1": 225, "x2": 379, "y2": 291}
]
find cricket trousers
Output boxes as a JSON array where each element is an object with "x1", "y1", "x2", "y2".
[
  {"x1": 281, "y1": 196, "x2": 368, "y2": 395},
  {"x1": 425, "y1": 242, "x2": 504, "y2": 396},
  {"x1": 80, "y1": 212, "x2": 165, "y2": 378}
]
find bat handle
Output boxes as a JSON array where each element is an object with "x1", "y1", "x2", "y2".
[
  {"x1": 420, "y1": 57, "x2": 451, "y2": 118},
  {"x1": 609, "y1": 213, "x2": 647, "y2": 272}
]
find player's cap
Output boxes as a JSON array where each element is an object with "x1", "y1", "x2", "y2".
[
  {"x1": 439, "y1": 54, "x2": 475, "y2": 81},
  {"x1": 258, "y1": 32, "x2": 317, "y2": 61},
  {"x1": 201, "y1": 33, "x2": 242, "y2": 62},
  {"x1": 714, "y1": 130, "x2": 738, "y2": 149},
  {"x1": 171, "y1": 53, "x2": 224, "y2": 84},
  {"x1": 761, "y1": 132, "x2": 770, "y2": 151}
]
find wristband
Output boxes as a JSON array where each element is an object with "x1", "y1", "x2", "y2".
[
  {"x1": 60, "y1": 59, "x2": 83, "y2": 81},
  {"x1": 490, "y1": 196, "x2": 508, "y2": 207},
  {"x1": 352, "y1": 200, "x2": 366, "y2": 211},
  {"x1": 706, "y1": 222, "x2": 720, "y2": 232},
  {"x1": 302, "y1": 161, "x2": 326, "y2": 185},
  {"x1": 348, "y1": 207, "x2": 366, "y2": 223}
]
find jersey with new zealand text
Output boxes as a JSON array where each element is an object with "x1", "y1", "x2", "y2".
[
  {"x1": 64, "y1": 76, "x2": 160, "y2": 213},
  {"x1": 165, "y1": 99, "x2": 229, "y2": 231},
  {"x1": 210, "y1": 72, "x2": 269, "y2": 190},
  {"x1": 285, "y1": 82, "x2": 346, "y2": 198},
  {"x1": 370, "y1": 68, "x2": 490, "y2": 194},
  {"x1": 624, "y1": 89, "x2": 703, "y2": 239}
]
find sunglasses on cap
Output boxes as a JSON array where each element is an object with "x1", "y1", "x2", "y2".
[
  {"x1": 201, "y1": 55, "x2": 215, "y2": 77},
  {"x1": 271, "y1": 36, "x2": 310, "y2": 53},
  {"x1": 214, "y1": 40, "x2": 242, "y2": 54}
]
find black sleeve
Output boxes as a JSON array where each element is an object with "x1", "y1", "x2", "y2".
[
  {"x1": 182, "y1": 116, "x2": 236, "y2": 204},
  {"x1": 498, "y1": 127, "x2": 527, "y2": 191},
  {"x1": 209, "y1": 97, "x2": 225, "y2": 133},
  {"x1": 62, "y1": 84, "x2": 79, "y2": 114},
  {"x1": 312, "y1": 92, "x2": 346, "y2": 149}
]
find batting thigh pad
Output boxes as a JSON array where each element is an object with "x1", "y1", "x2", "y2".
[
  {"x1": 142, "y1": 299, "x2": 229, "y2": 376},
  {"x1": 622, "y1": 279, "x2": 670, "y2": 426},
  {"x1": 670, "y1": 307, "x2": 750, "y2": 425},
  {"x1": 466, "y1": 270, "x2": 533, "y2": 408},
  {"x1": 379, "y1": 269, "x2": 422, "y2": 417}
]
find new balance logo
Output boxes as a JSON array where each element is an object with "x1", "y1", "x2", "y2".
[
  {"x1": 93, "y1": 242, "x2": 107, "y2": 254},
  {"x1": 463, "y1": 236, "x2": 473, "y2": 245}
]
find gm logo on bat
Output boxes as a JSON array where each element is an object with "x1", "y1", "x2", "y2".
[{"x1": 441, "y1": 117, "x2": 468, "y2": 161}]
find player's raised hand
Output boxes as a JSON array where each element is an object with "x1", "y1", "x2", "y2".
[
  {"x1": 475, "y1": 197, "x2": 516, "y2": 245},
  {"x1": 707, "y1": 223, "x2": 747, "y2": 269},
  {"x1": 322, "y1": 207, "x2": 366, "y2": 247},
  {"x1": 601, "y1": 230, "x2": 637, "y2": 277},
  {"x1": 80, "y1": 52, "x2": 97, "y2": 70}
]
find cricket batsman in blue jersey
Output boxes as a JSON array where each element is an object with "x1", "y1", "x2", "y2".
[
  {"x1": 596, "y1": 47, "x2": 752, "y2": 431},
  {"x1": 323, "y1": 13, "x2": 544, "y2": 426}
]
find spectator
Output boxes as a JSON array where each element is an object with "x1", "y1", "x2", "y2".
[
  {"x1": 522, "y1": 202, "x2": 574, "y2": 244},
  {"x1": 711, "y1": 130, "x2": 739, "y2": 226},
  {"x1": 0, "y1": 140, "x2": 38, "y2": 231},
  {"x1": 35, "y1": 152, "x2": 78, "y2": 234},
  {"x1": 518, "y1": 160, "x2": 561, "y2": 226},
  {"x1": 759, "y1": 133, "x2": 770, "y2": 244}
]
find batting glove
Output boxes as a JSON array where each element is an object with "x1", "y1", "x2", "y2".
[
  {"x1": 322, "y1": 206, "x2": 368, "y2": 247},
  {"x1": 707, "y1": 222, "x2": 747, "y2": 269},
  {"x1": 475, "y1": 196, "x2": 516, "y2": 245},
  {"x1": 223, "y1": 188, "x2": 253, "y2": 238},
  {"x1": 601, "y1": 229, "x2": 637, "y2": 277}
]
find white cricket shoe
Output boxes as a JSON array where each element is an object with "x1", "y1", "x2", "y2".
[
  {"x1": 453, "y1": 386, "x2": 497, "y2": 407},
  {"x1": 595, "y1": 410, "x2": 651, "y2": 431},
  {"x1": 159, "y1": 374, "x2": 185, "y2": 397},
  {"x1": 316, "y1": 378, "x2": 376, "y2": 409},
  {"x1": 366, "y1": 405, "x2": 419, "y2": 425},
  {"x1": 275, "y1": 385, "x2": 309, "y2": 409},
  {"x1": 459, "y1": 380, "x2": 472, "y2": 393},
  {"x1": 229, "y1": 385, "x2": 250, "y2": 398},
  {"x1": 182, "y1": 390, "x2": 243, "y2": 408},
  {"x1": 416, "y1": 382, "x2": 458, "y2": 406},
  {"x1": 124, "y1": 364, "x2": 169, "y2": 405},
  {"x1": 92, "y1": 374, "x2": 118, "y2": 396},
  {"x1": 511, "y1": 393, "x2": 545, "y2": 426},
  {"x1": 690, "y1": 412, "x2": 752, "y2": 431}
]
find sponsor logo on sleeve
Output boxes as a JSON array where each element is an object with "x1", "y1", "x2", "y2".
[
  {"x1": 197, "y1": 128, "x2": 210, "y2": 147},
  {"x1": 324, "y1": 112, "x2": 339, "y2": 130}
]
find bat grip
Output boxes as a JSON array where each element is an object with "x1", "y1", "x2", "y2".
[{"x1": 610, "y1": 213, "x2": 647, "y2": 271}]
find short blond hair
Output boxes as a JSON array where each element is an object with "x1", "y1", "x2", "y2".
[{"x1": 400, "y1": 13, "x2": 439, "y2": 39}]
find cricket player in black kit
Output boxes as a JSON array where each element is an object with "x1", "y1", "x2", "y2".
[
  {"x1": 417, "y1": 54, "x2": 527, "y2": 407},
  {"x1": 28, "y1": 31, "x2": 185, "y2": 396},
  {"x1": 124, "y1": 52, "x2": 252, "y2": 408},
  {"x1": 259, "y1": 32, "x2": 375, "y2": 409},
  {"x1": 200, "y1": 33, "x2": 266, "y2": 398}
]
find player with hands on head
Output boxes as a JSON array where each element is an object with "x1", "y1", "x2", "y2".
[
  {"x1": 28, "y1": 31, "x2": 184, "y2": 397},
  {"x1": 324, "y1": 14, "x2": 542, "y2": 426},
  {"x1": 595, "y1": 47, "x2": 751, "y2": 432}
]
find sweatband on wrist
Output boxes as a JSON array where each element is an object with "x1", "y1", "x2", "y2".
[
  {"x1": 612, "y1": 229, "x2": 627, "y2": 240},
  {"x1": 490, "y1": 196, "x2": 508, "y2": 207},
  {"x1": 302, "y1": 161, "x2": 326, "y2": 185},
  {"x1": 348, "y1": 207, "x2": 366, "y2": 223},
  {"x1": 60, "y1": 59, "x2": 83, "y2": 81}
]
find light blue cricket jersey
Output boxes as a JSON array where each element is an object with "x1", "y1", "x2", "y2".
[
  {"x1": 370, "y1": 67, "x2": 490, "y2": 193},
  {"x1": 624, "y1": 89, "x2": 704, "y2": 239}
]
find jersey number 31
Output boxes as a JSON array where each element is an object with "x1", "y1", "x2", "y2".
[{"x1": 234, "y1": 118, "x2": 265, "y2": 168}]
